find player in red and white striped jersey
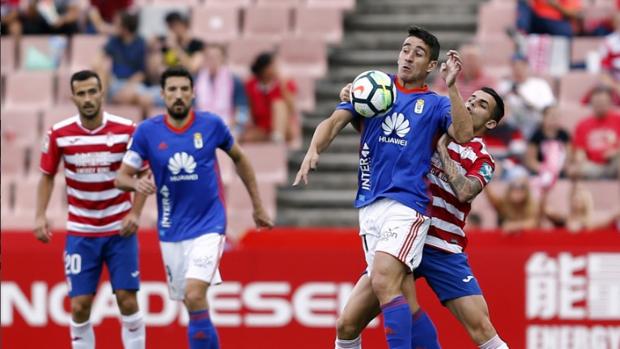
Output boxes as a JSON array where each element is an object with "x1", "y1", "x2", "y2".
[
  {"x1": 34, "y1": 70, "x2": 147, "y2": 349},
  {"x1": 335, "y1": 87, "x2": 510, "y2": 349}
]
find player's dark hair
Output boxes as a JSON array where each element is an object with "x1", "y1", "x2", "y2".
[
  {"x1": 251, "y1": 52, "x2": 274, "y2": 77},
  {"x1": 165, "y1": 11, "x2": 189, "y2": 27},
  {"x1": 160, "y1": 66, "x2": 194, "y2": 89},
  {"x1": 407, "y1": 26, "x2": 440, "y2": 61},
  {"x1": 120, "y1": 11, "x2": 139, "y2": 34},
  {"x1": 70, "y1": 70, "x2": 102, "y2": 94},
  {"x1": 481, "y1": 87, "x2": 505, "y2": 123}
]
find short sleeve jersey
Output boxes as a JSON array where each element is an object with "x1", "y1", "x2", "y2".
[
  {"x1": 337, "y1": 76, "x2": 452, "y2": 215},
  {"x1": 123, "y1": 111, "x2": 234, "y2": 242}
]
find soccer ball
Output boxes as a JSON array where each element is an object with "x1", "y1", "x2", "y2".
[{"x1": 350, "y1": 70, "x2": 397, "y2": 118}]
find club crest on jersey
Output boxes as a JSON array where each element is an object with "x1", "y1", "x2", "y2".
[
  {"x1": 194, "y1": 133, "x2": 203, "y2": 149},
  {"x1": 414, "y1": 99, "x2": 425, "y2": 114}
]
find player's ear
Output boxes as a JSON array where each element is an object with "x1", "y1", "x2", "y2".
[
  {"x1": 426, "y1": 60, "x2": 438, "y2": 73},
  {"x1": 485, "y1": 119, "x2": 497, "y2": 131}
]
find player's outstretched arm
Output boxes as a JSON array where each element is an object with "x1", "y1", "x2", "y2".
[
  {"x1": 227, "y1": 143, "x2": 274, "y2": 229},
  {"x1": 293, "y1": 109, "x2": 354, "y2": 185},
  {"x1": 34, "y1": 173, "x2": 55, "y2": 243},
  {"x1": 437, "y1": 135, "x2": 484, "y2": 203},
  {"x1": 441, "y1": 50, "x2": 474, "y2": 144},
  {"x1": 115, "y1": 163, "x2": 156, "y2": 195}
]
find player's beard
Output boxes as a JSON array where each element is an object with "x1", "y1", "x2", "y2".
[
  {"x1": 80, "y1": 103, "x2": 101, "y2": 120},
  {"x1": 167, "y1": 102, "x2": 190, "y2": 120}
]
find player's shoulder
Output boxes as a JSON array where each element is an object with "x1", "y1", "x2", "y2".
[
  {"x1": 105, "y1": 112, "x2": 135, "y2": 127},
  {"x1": 465, "y1": 137, "x2": 494, "y2": 163},
  {"x1": 135, "y1": 114, "x2": 165, "y2": 131},
  {"x1": 194, "y1": 110, "x2": 226, "y2": 126}
]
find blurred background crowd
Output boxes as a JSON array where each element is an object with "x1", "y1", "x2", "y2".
[{"x1": 1, "y1": 0, "x2": 618, "y2": 238}]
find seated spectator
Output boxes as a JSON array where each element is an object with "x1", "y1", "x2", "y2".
[
  {"x1": 483, "y1": 122, "x2": 528, "y2": 180},
  {"x1": 243, "y1": 52, "x2": 298, "y2": 144},
  {"x1": 583, "y1": 12, "x2": 620, "y2": 107},
  {"x1": 545, "y1": 182, "x2": 620, "y2": 232},
  {"x1": 497, "y1": 53, "x2": 556, "y2": 139},
  {"x1": 434, "y1": 44, "x2": 495, "y2": 99},
  {"x1": 524, "y1": 105, "x2": 571, "y2": 181},
  {"x1": 195, "y1": 44, "x2": 249, "y2": 137},
  {"x1": 485, "y1": 174, "x2": 542, "y2": 234},
  {"x1": 569, "y1": 86, "x2": 620, "y2": 179},
  {"x1": 147, "y1": 11, "x2": 204, "y2": 78},
  {"x1": 516, "y1": 0, "x2": 583, "y2": 37},
  {"x1": 18, "y1": 0, "x2": 81, "y2": 35},
  {"x1": 1, "y1": 0, "x2": 21, "y2": 36},
  {"x1": 95, "y1": 11, "x2": 161, "y2": 114},
  {"x1": 86, "y1": 0, "x2": 132, "y2": 35}
]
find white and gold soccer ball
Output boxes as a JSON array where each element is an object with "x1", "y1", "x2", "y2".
[{"x1": 350, "y1": 70, "x2": 397, "y2": 118}]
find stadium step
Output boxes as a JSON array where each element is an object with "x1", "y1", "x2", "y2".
[
  {"x1": 276, "y1": 207, "x2": 359, "y2": 227},
  {"x1": 345, "y1": 14, "x2": 477, "y2": 32},
  {"x1": 340, "y1": 31, "x2": 475, "y2": 51}
]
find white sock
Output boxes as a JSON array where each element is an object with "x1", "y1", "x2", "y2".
[
  {"x1": 479, "y1": 334, "x2": 509, "y2": 349},
  {"x1": 335, "y1": 336, "x2": 361, "y2": 349},
  {"x1": 70, "y1": 319, "x2": 95, "y2": 349},
  {"x1": 121, "y1": 311, "x2": 145, "y2": 349}
]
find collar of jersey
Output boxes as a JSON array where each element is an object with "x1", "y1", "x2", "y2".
[
  {"x1": 76, "y1": 112, "x2": 108, "y2": 134},
  {"x1": 394, "y1": 77, "x2": 429, "y2": 94},
  {"x1": 165, "y1": 109, "x2": 196, "y2": 134}
]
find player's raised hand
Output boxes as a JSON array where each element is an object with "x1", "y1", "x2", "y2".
[
  {"x1": 120, "y1": 211, "x2": 139, "y2": 237},
  {"x1": 339, "y1": 83, "x2": 352, "y2": 103},
  {"x1": 34, "y1": 215, "x2": 52, "y2": 243},
  {"x1": 293, "y1": 151, "x2": 319, "y2": 186},
  {"x1": 135, "y1": 171, "x2": 156, "y2": 195},
  {"x1": 253, "y1": 206, "x2": 274, "y2": 229},
  {"x1": 440, "y1": 50, "x2": 463, "y2": 88}
]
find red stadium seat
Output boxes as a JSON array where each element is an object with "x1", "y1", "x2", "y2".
[
  {"x1": 41, "y1": 105, "x2": 77, "y2": 132},
  {"x1": 476, "y1": 2, "x2": 516, "y2": 40},
  {"x1": 294, "y1": 6, "x2": 343, "y2": 44},
  {"x1": 243, "y1": 5, "x2": 291, "y2": 43},
  {"x1": 11, "y1": 176, "x2": 67, "y2": 230},
  {"x1": 477, "y1": 36, "x2": 517, "y2": 67},
  {"x1": 191, "y1": 5, "x2": 240, "y2": 44},
  {"x1": 204, "y1": 0, "x2": 251, "y2": 7},
  {"x1": 1, "y1": 108, "x2": 41, "y2": 145},
  {"x1": 0, "y1": 141, "x2": 30, "y2": 175},
  {"x1": 151, "y1": 0, "x2": 200, "y2": 4},
  {"x1": 306, "y1": 0, "x2": 355, "y2": 10},
  {"x1": 19, "y1": 35, "x2": 68, "y2": 70},
  {"x1": 104, "y1": 105, "x2": 144, "y2": 123},
  {"x1": 1, "y1": 37, "x2": 16, "y2": 71},
  {"x1": 70, "y1": 34, "x2": 107, "y2": 71},
  {"x1": 293, "y1": 76, "x2": 316, "y2": 112},
  {"x1": 278, "y1": 37, "x2": 327, "y2": 78},
  {"x1": 583, "y1": 180, "x2": 620, "y2": 210},
  {"x1": 557, "y1": 103, "x2": 590, "y2": 135},
  {"x1": 226, "y1": 177, "x2": 277, "y2": 239},
  {"x1": 558, "y1": 71, "x2": 598, "y2": 105},
  {"x1": 216, "y1": 149, "x2": 235, "y2": 186},
  {"x1": 571, "y1": 37, "x2": 603, "y2": 64},
  {"x1": 227, "y1": 38, "x2": 276, "y2": 78},
  {"x1": 241, "y1": 143, "x2": 288, "y2": 184},
  {"x1": 4, "y1": 71, "x2": 54, "y2": 110},
  {"x1": 256, "y1": 0, "x2": 301, "y2": 7}
]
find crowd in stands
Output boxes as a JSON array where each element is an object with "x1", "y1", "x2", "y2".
[
  {"x1": 458, "y1": 0, "x2": 620, "y2": 233},
  {"x1": 1, "y1": 0, "x2": 618, "y2": 233}
]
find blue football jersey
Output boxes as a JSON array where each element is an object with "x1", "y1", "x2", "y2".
[
  {"x1": 337, "y1": 77, "x2": 452, "y2": 215},
  {"x1": 124, "y1": 111, "x2": 234, "y2": 242}
]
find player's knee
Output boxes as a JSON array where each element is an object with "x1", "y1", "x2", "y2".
[
  {"x1": 184, "y1": 288, "x2": 207, "y2": 310},
  {"x1": 71, "y1": 299, "x2": 93, "y2": 320},
  {"x1": 369, "y1": 271, "x2": 397, "y2": 301},
  {"x1": 336, "y1": 316, "x2": 362, "y2": 340}
]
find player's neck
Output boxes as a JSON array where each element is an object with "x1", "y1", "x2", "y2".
[
  {"x1": 79, "y1": 112, "x2": 104, "y2": 131},
  {"x1": 165, "y1": 111, "x2": 193, "y2": 130},
  {"x1": 396, "y1": 76, "x2": 425, "y2": 90}
]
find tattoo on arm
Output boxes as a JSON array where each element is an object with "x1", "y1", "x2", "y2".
[{"x1": 438, "y1": 147, "x2": 483, "y2": 202}]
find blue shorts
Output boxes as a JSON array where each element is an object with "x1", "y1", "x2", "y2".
[
  {"x1": 413, "y1": 247, "x2": 482, "y2": 304},
  {"x1": 64, "y1": 234, "x2": 140, "y2": 298}
]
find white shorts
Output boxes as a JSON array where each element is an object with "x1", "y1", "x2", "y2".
[
  {"x1": 159, "y1": 233, "x2": 225, "y2": 301},
  {"x1": 359, "y1": 198, "x2": 430, "y2": 274}
]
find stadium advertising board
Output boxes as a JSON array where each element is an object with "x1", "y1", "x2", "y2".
[{"x1": 2, "y1": 229, "x2": 619, "y2": 348}]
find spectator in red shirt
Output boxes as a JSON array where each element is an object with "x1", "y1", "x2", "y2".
[
  {"x1": 243, "y1": 52, "x2": 298, "y2": 144},
  {"x1": 569, "y1": 86, "x2": 620, "y2": 179},
  {"x1": 434, "y1": 44, "x2": 496, "y2": 100}
]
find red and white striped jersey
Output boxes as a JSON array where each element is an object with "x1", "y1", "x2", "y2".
[
  {"x1": 40, "y1": 112, "x2": 136, "y2": 237},
  {"x1": 426, "y1": 137, "x2": 495, "y2": 253}
]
